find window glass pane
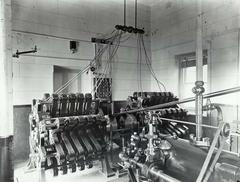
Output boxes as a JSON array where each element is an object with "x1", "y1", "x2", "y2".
[
  {"x1": 184, "y1": 67, "x2": 196, "y2": 83},
  {"x1": 203, "y1": 65, "x2": 208, "y2": 82},
  {"x1": 178, "y1": 51, "x2": 208, "y2": 109},
  {"x1": 183, "y1": 65, "x2": 207, "y2": 84}
]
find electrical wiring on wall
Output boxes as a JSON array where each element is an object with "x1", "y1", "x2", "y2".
[
  {"x1": 53, "y1": 31, "x2": 167, "y2": 98},
  {"x1": 51, "y1": 0, "x2": 166, "y2": 98},
  {"x1": 92, "y1": 31, "x2": 123, "y2": 95},
  {"x1": 54, "y1": 30, "x2": 123, "y2": 96}
]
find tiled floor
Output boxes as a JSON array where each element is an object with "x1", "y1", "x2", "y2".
[{"x1": 14, "y1": 161, "x2": 128, "y2": 182}]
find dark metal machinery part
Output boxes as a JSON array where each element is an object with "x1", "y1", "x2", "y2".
[
  {"x1": 59, "y1": 94, "x2": 68, "y2": 116},
  {"x1": 115, "y1": 86, "x2": 240, "y2": 116},
  {"x1": 50, "y1": 92, "x2": 96, "y2": 118},
  {"x1": 29, "y1": 93, "x2": 109, "y2": 176},
  {"x1": 119, "y1": 113, "x2": 240, "y2": 182},
  {"x1": 76, "y1": 93, "x2": 84, "y2": 115},
  {"x1": 110, "y1": 109, "x2": 189, "y2": 139},
  {"x1": 84, "y1": 93, "x2": 92, "y2": 115},
  {"x1": 29, "y1": 88, "x2": 240, "y2": 180},
  {"x1": 87, "y1": 130, "x2": 102, "y2": 154},
  {"x1": 122, "y1": 135, "x2": 240, "y2": 182},
  {"x1": 67, "y1": 131, "x2": 85, "y2": 170},
  {"x1": 165, "y1": 138, "x2": 240, "y2": 182},
  {"x1": 59, "y1": 132, "x2": 76, "y2": 162},
  {"x1": 52, "y1": 135, "x2": 68, "y2": 174},
  {"x1": 77, "y1": 130, "x2": 94, "y2": 155},
  {"x1": 68, "y1": 93, "x2": 76, "y2": 115},
  {"x1": 111, "y1": 92, "x2": 189, "y2": 140}
]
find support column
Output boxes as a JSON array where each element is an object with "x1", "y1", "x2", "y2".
[
  {"x1": 194, "y1": 0, "x2": 204, "y2": 141},
  {"x1": 0, "y1": 0, "x2": 13, "y2": 182}
]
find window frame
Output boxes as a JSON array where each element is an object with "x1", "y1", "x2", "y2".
[{"x1": 177, "y1": 50, "x2": 208, "y2": 100}]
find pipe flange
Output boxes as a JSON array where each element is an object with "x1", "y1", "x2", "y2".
[
  {"x1": 192, "y1": 81, "x2": 205, "y2": 95},
  {"x1": 221, "y1": 123, "x2": 230, "y2": 137},
  {"x1": 195, "y1": 80, "x2": 204, "y2": 87}
]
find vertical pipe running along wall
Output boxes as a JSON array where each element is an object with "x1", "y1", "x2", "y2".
[
  {"x1": 195, "y1": 0, "x2": 203, "y2": 141},
  {"x1": 196, "y1": 0, "x2": 203, "y2": 82},
  {"x1": 0, "y1": 0, "x2": 13, "y2": 181}
]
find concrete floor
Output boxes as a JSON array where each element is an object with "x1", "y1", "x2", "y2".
[{"x1": 14, "y1": 161, "x2": 128, "y2": 182}]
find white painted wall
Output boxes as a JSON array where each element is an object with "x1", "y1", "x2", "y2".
[
  {"x1": 150, "y1": 0, "x2": 240, "y2": 152},
  {"x1": 12, "y1": 0, "x2": 151, "y2": 105},
  {"x1": 0, "y1": 0, "x2": 13, "y2": 136},
  {"x1": 150, "y1": 0, "x2": 240, "y2": 103}
]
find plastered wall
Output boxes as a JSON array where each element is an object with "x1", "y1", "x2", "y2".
[
  {"x1": 150, "y1": 0, "x2": 240, "y2": 102},
  {"x1": 12, "y1": 0, "x2": 151, "y2": 105},
  {"x1": 150, "y1": 0, "x2": 240, "y2": 152}
]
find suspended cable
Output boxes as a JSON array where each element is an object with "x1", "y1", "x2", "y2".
[
  {"x1": 46, "y1": 10, "x2": 151, "y2": 100},
  {"x1": 92, "y1": 31, "x2": 123, "y2": 95},
  {"x1": 135, "y1": 0, "x2": 137, "y2": 29},
  {"x1": 124, "y1": 0, "x2": 127, "y2": 26},
  {"x1": 140, "y1": 34, "x2": 166, "y2": 91},
  {"x1": 52, "y1": 31, "x2": 123, "y2": 97}
]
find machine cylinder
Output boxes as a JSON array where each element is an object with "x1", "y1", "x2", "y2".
[{"x1": 165, "y1": 138, "x2": 240, "y2": 182}]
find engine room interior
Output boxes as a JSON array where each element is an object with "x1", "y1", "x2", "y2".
[{"x1": 1, "y1": 0, "x2": 240, "y2": 182}]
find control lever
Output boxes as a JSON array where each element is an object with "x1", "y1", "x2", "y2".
[
  {"x1": 68, "y1": 94, "x2": 76, "y2": 116},
  {"x1": 76, "y1": 93, "x2": 84, "y2": 115},
  {"x1": 59, "y1": 94, "x2": 68, "y2": 116}
]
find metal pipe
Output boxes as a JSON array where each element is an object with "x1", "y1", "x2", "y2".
[
  {"x1": 129, "y1": 160, "x2": 181, "y2": 182},
  {"x1": 158, "y1": 117, "x2": 218, "y2": 129},
  {"x1": 237, "y1": 27, "x2": 240, "y2": 154},
  {"x1": 196, "y1": 0, "x2": 203, "y2": 82},
  {"x1": 195, "y1": 86, "x2": 204, "y2": 140},
  {"x1": 19, "y1": 54, "x2": 92, "y2": 61},
  {"x1": 124, "y1": 0, "x2": 126, "y2": 26},
  {"x1": 12, "y1": 29, "x2": 91, "y2": 43},
  {"x1": 205, "y1": 86, "x2": 240, "y2": 98},
  {"x1": 51, "y1": 114, "x2": 101, "y2": 120},
  {"x1": 113, "y1": 86, "x2": 240, "y2": 116},
  {"x1": 119, "y1": 152, "x2": 181, "y2": 182},
  {"x1": 195, "y1": 0, "x2": 204, "y2": 141},
  {"x1": 149, "y1": 168, "x2": 181, "y2": 182},
  {"x1": 13, "y1": 46, "x2": 37, "y2": 58},
  {"x1": 135, "y1": 0, "x2": 137, "y2": 28}
]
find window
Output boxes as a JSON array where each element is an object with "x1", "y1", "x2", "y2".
[{"x1": 177, "y1": 51, "x2": 208, "y2": 108}]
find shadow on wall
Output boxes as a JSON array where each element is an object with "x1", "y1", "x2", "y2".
[{"x1": 13, "y1": 105, "x2": 31, "y2": 164}]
